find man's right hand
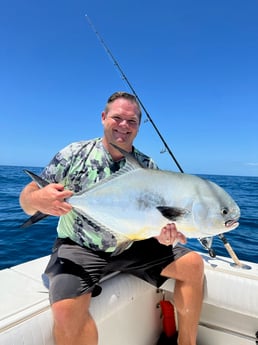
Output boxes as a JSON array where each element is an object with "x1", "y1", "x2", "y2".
[{"x1": 19, "y1": 181, "x2": 73, "y2": 216}]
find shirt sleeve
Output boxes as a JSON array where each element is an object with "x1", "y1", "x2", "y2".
[{"x1": 41, "y1": 140, "x2": 95, "y2": 184}]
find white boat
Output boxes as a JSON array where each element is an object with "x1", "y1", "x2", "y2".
[{"x1": 1, "y1": 252, "x2": 258, "y2": 345}]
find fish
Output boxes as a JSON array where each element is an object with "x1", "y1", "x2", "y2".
[{"x1": 21, "y1": 144, "x2": 240, "y2": 243}]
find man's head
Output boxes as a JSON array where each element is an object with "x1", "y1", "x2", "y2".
[
  {"x1": 104, "y1": 92, "x2": 142, "y2": 123},
  {"x1": 101, "y1": 92, "x2": 142, "y2": 157}
]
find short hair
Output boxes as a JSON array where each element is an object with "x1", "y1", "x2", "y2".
[{"x1": 104, "y1": 91, "x2": 142, "y2": 123}]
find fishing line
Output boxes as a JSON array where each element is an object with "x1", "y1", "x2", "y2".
[{"x1": 85, "y1": 15, "x2": 244, "y2": 267}]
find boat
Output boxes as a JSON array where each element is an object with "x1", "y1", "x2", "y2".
[{"x1": 1, "y1": 250, "x2": 258, "y2": 345}]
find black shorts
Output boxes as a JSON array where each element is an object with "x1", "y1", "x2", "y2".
[{"x1": 44, "y1": 237, "x2": 191, "y2": 304}]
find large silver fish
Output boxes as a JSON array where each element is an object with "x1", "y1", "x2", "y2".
[{"x1": 21, "y1": 144, "x2": 240, "y2": 241}]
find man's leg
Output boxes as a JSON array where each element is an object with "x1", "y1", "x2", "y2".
[
  {"x1": 52, "y1": 293, "x2": 98, "y2": 345},
  {"x1": 161, "y1": 251, "x2": 204, "y2": 345}
]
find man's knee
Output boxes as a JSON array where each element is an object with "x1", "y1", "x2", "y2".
[
  {"x1": 187, "y1": 251, "x2": 204, "y2": 273},
  {"x1": 52, "y1": 293, "x2": 92, "y2": 329},
  {"x1": 161, "y1": 250, "x2": 204, "y2": 282},
  {"x1": 52, "y1": 294, "x2": 97, "y2": 344},
  {"x1": 181, "y1": 251, "x2": 204, "y2": 283}
]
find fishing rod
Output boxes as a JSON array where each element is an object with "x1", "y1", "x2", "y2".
[
  {"x1": 86, "y1": 15, "x2": 184, "y2": 173},
  {"x1": 85, "y1": 15, "x2": 244, "y2": 267}
]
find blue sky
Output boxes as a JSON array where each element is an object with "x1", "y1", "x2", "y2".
[{"x1": 1, "y1": 0, "x2": 257, "y2": 176}]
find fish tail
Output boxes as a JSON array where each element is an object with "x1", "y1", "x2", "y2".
[
  {"x1": 20, "y1": 211, "x2": 49, "y2": 228},
  {"x1": 23, "y1": 170, "x2": 50, "y2": 188},
  {"x1": 20, "y1": 170, "x2": 50, "y2": 228}
]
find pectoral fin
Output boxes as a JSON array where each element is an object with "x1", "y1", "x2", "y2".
[{"x1": 157, "y1": 206, "x2": 188, "y2": 221}]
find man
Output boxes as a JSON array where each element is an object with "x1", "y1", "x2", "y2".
[{"x1": 20, "y1": 91, "x2": 204, "y2": 345}]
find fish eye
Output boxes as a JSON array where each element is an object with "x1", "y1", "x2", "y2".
[{"x1": 221, "y1": 207, "x2": 229, "y2": 215}]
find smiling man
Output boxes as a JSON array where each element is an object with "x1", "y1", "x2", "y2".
[
  {"x1": 101, "y1": 92, "x2": 141, "y2": 157},
  {"x1": 20, "y1": 91, "x2": 204, "y2": 345}
]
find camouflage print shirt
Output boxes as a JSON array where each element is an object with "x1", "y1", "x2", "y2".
[{"x1": 42, "y1": 137, "x2": 158, "y2": 253}]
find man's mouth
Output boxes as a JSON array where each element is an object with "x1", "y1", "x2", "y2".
[{"x1": 114, "y1": 130, "x2": 130, "y2": 139}]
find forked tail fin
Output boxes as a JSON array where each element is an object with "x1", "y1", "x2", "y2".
[
  {"x1": 20, "y1": 170, "x2": 50, "y2": 228},
  {"x1": 20, "y1": 211, "x2": 49, "y2": 228}
]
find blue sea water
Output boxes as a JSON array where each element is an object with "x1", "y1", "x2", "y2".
[{"x1": 0, "y1": 165, "x2": 257, "y2": 270}]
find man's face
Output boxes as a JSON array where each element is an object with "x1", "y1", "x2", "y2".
[{"x1": 102, "y1": 98, "x2": 140, "y2": 151}]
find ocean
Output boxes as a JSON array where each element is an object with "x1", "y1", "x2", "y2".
[{"x1": 0, "y1": 165, "x2": 257, "y2": 270}]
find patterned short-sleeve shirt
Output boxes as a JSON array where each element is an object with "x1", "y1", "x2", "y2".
[{"x1": 42, "y1": 137, "x2": 158, "y2": 253}]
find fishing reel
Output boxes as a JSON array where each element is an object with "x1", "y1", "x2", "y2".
[{"x1": 198, "y1": 237, "x2": 216, "y2": 258}]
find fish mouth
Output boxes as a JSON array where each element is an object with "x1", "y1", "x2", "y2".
[{"x1": 225, "y1": 219, "x2": 239, "y2": 229}]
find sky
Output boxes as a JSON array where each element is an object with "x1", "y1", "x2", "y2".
[{"x1": 0, "y1": 0, "x2": 257, "y2": 176}]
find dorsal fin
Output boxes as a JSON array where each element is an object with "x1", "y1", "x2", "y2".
[
  {"x1": 110, "y1": 143, "x2": 145, "y2": 169},
  {"x1": 74, "y1": 143, "x2": 145, "y2": 196}
]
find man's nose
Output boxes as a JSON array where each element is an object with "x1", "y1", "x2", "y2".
[{"x1": 119, "y1": 119, "x2": 129, "y2": 126}]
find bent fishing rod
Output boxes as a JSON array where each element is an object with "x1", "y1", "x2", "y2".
[{"x1": 85, "y1": 15, "x2": 244, "y2": 267}]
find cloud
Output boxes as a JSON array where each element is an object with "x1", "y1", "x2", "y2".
[{"x1": 246, "y1": 162, "x2": 258, "y2": 166}]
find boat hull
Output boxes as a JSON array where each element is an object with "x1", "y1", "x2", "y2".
[{"x1": 1, "y1": 253, "x2": 258, "y2": 345}]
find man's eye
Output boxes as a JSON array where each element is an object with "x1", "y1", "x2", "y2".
[{"x1": 111, "y1": 116, "x2": 138, "y2": 126}]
